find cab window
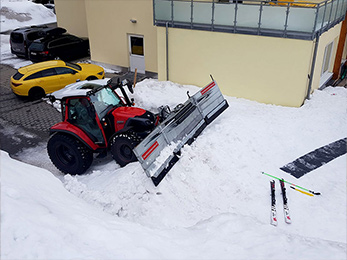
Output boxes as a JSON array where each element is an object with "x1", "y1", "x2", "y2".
[{"x1": 67, "y1": 98, "x2": 104, "y2": 143}]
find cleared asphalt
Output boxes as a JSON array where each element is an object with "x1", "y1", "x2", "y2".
[{"x1": 0, "y1": 64, "x2": 61, "y2": 155}]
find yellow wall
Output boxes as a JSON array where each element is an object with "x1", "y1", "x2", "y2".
[
  {"x1": 158, "y1": 27, "x2": 314, "y2": 107},
  {"x1": 54, "y1": 0, "x2": 88, "y2": 37},
  {"x1": 310, "y1": 23, "x2": 342, "y2": 91},
  {"x1": 84, "y1": 0, "x2": 157, "y2": 73}
]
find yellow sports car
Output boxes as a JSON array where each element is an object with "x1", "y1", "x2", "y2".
[{"x1": 11, "y1": 60, "x2": 105, "y2": 99}]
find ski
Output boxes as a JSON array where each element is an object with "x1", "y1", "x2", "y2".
[
  {"x1": 279, "y1": 179, "x2": 292, "y2": 224},
  {"x1": 270, "y1": 180, "x2": 278, "y2": 226}
]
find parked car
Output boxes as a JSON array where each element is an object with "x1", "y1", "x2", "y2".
[
  {"x1": 10, "y1": 60, "x2": 105, "y2": 99},
  {"x1": 10, "y1": 25, "x2": 49, "y2": 58},
  {"x1": 28, "y1": 33, "x2": 90, "y2": 62}
]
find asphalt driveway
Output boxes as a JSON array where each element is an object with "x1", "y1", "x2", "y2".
[{"x1": 0, "y1": 64, "x2": 61, "y2": 155}]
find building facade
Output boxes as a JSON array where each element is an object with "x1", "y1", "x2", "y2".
[{"x1": 55, "y1": 0, "x2": 347, "y2": 107}]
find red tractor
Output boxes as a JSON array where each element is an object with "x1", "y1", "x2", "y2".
[
  {"x1": 47, "y1": 77, "x2": 164, "y2": 175},
  {"x1": 47, "y1": 75, "x2": 229, "y2": 185}
]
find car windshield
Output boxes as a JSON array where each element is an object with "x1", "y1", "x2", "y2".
[
  {"x1": 89, "y1": 87, "x2": 122, "y2": 119},
  {"x1": 65, "y1": 61, "x2": 81, "y2": 71}
]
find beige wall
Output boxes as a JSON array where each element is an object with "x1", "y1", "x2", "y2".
[
  {"x1": 84, "y1": 0, "x2": 157, "y2": 73},
  {"x1": 54, "y1": 0, "x2": 88, "y2": 37},
  {"x1": 310, "y1": 23, "x2": 342, "y2": 92},
  {"x1": 158, "y1": 27, "x2": 314, "y2": 107}
]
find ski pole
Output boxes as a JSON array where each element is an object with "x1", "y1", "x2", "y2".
[
  {"x1": 262, "y1": 172, "x2": 321, "y2": 195},
  {"x1": 290, "y1": 186, "x2": 314, "y2": 197}
]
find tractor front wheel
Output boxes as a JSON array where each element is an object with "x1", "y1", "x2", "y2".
[
  {"x1": 47, "y1": 134, "x2": 93, "y2": 175},
  {"x1": 110, "y1": 134, "x2": 139, "y2": 167}
]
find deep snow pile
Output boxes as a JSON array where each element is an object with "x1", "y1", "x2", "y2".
[
  {"x1": 0, "y1": 0, "x2": 56, "y2": 33},
  {"x1": 1, "y1": 79, "x2": 347, "y2": 259}
]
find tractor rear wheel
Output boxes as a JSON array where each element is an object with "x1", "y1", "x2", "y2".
[
  {"x1": 110, "y1": 134, "x2": 139, "y2": 167},
  {"x1": 47, "y1": 133, "x2": 93, "y2": 175}
]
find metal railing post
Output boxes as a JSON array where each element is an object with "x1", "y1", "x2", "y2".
[
  {"x1": 190, "y1": 0, "x2": 194, "y2": 29},
  {"x1": 171, "y1": 0, "x2": 174, "y2": 26},
  {"x1": 334, "y1": 0, "x2": 340, "y2": 21},
  {"x1": 327, "y1": 0, "x2": 334, "y2": 27},
  {"x1": 320, "y1": 1, "x2": 327, "y2": 33},
  {"x1": 284, "y1": 3, "x2": 290, "y2": 37},
  {"x1": 211, "y1": 0, "x2": 215, "y2": 31},
  {"x1": 234, "y1": 0, "x2": 238, "y2": 33},
  {"x1": 153, "y1": 0, "x2": 156, "y2": 26},
  {"x1": 166, "y1": 22, "x2": 169, "y2": 81},
  {"x1": 312, "y1": 4, "x2": 320, "y2": 39},
  {"x1": 258, "y1": 1, "x2": 264, "y2": 35}
]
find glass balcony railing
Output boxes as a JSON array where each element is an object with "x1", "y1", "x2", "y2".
[{"x1": 153, "y1": 0, "x2": 347, "y2": 40}]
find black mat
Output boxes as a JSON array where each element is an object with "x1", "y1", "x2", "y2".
[{"x1": 280, "y1": 138, "x2": 347, "y2": 178}]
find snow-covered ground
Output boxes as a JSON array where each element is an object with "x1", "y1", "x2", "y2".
[
  {"x1": 1, "y1": 1, "x2": 347, "y2": 259},
  {"x1": 0, "y1": 0, "x2": 56, "y2": 33}
]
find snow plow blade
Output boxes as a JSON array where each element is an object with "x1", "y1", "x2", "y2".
[{"x1": 133, "y1": 79, "x2": 229, "y2": 186}]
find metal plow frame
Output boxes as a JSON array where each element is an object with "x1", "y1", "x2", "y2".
[{"x1": 133, "y1": 79, "x2": 229, "y2": 186}]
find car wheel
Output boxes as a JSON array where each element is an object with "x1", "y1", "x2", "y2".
[
  {"x1": 28, "y1": 87, "x2": 45, "y2": 100},
  {"x1": 47, "y1": 133, "x2": 93, "y2": 175}
]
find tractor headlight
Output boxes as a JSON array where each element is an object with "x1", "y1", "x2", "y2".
[{"x1": 97, "y1": 71, "x2": 104, "y2": 75}]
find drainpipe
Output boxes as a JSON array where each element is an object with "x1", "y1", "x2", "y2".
[
  {"x1": 306, "y1": 33, "x2": 320, "y2": 100},
  {"x1": 166, "y1": 22, "x2": 169, "y2": 81}
]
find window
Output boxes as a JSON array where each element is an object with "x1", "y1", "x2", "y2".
[
  {"x1": 55, "y1": 67, "x2": 75, "y2": 75},
  {"x1": 321, "y1": 42, "x2": 334, "y2": 76},
  {"x1": 41, "y1": 68, "x2": 57, "y2": 77},
  {"x1": 29, "y1": 42, "x2": 45, "y2": 51},
  {"x1": 48, "y1": 38, "x2": 66, "y2": 48},
  {"x1": 67, "y1": 98, "x2": 104, "y2": 143},
  {"x1": 10, "y1": 33, "x2": 24, "y2": 43},
  {"x1": 90, "y1": 87, "x2": 122, "y2": 118},
  {"x1": 13, "y1": 72, "x2": 24, "y2": 80},
  {"x1": 24, "y1": 71, "x2": 43, "y2": 81},
  {"x1": 25, "y1": 68, "x2": 57, "y2": 80},
  {"x1": 130, "y1": 36, "x2": 144, "y2": 56},
  {"x1": 27, "y1": 32, "x2": 41, "y2": 41}
]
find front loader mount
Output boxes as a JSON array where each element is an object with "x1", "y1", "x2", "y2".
[{"x1": 133, "y1": 78, "x2": 229, "y2": 186}]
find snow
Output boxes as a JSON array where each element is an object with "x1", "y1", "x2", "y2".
[
  {"x1": 0, "y1": 0, "x2": 56, "y2": 33},
  {"x1": 1, "y1": 1, "x2": 347, "y2": 259}
]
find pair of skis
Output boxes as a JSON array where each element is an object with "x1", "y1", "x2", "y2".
[{"x1": 270, "y1": 179, "x2": 291, "y2": 226}]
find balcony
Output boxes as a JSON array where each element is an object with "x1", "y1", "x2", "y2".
[{"x1": 153, "y1": 0, "x2": 347, "y2": 40}]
